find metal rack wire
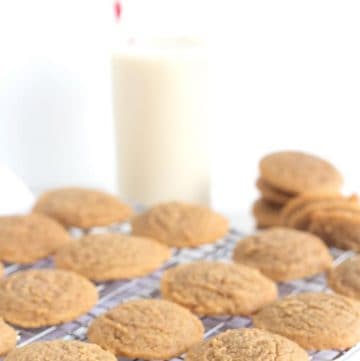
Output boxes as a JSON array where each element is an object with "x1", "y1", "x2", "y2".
[{"x1": 2, "y1": 226, "x2": 360, "y2": 361}]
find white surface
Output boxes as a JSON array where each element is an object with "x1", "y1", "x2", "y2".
[
  {"x1": 0, "y1": 0, "x2": 360, "y2": 213},
  {"x1": 0, "y1": 166, "x2": 34, "y2": 215}
]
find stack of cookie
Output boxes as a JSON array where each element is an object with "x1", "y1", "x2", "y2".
[
  {"x1": 254, "y1": 151, "x2": 343, "y2": 228},
  {"x1": 281, "y1": 192, "x2": 360, "y2": 251}
]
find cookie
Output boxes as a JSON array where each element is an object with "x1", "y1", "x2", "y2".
[
  {"x1": 0, "y1": 269, "x2": 98, "y2": 328},
  {"x1": 87, "y1": 299, "x2": 204, "y2": 359},
  {"x1": 0, "y1": 214, "x2": 70, "y2": 264},
  {"x1": 0, "y1": 262, "x2": 3, "y2": 278},
  {"x1": 309, "y1": 210, "x2": 360, "y2": 251},
  {"x1": 186, "y1": 328, "x2": 308, "y2": 361},
  {"x1": 54, "y1": 233, "x2": 171, "y2": 281},
  {"x1": 233, "y1": 227, "x2": 332, "y2": 281},
  {"x1": 0, "y1": 319, "x2": 16, "y2": 356},
  {"x1": 33, "y1": 187, "x2": 133, "y2": 228},
  {"x1": 256, "y1": 178, "x2": 293, "y2": 205},
  {"x1": 328, "y1": 255, "x2": 360, "y2": 299},
  {"x1": 161, "y1": 261, "x2": 277, "y2": 315},
  {"x1": 4, "y1": 340, "x2": 116, "y2": 361},
  {"x1": 131, "y1": 201, "x2": 228, "y2": 247},
  {"x1": 253, "y1": 292, "x2": 360, "y2": 350},
  {"x1": 281, "y1": 193, "x2": 360, "y2": 230},
  {"x1": 252, "y1": 199, "x2": 282, "y2": 228},
  {"x1": 260, "y1": 151, "x2": 343, "y2": 194}
]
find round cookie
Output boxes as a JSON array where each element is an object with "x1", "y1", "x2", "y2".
[
  {"x1": 252, "y1": 199, "x2": 282, "y2": 228},
  {"x1": 0, "y1": 319, "x2": 16, "y2": 356},
  {"x1": 260, "y1": 151, "x2": 343, "y2": 194},
  {"x1": 4, "y1": 340, "x2": 116, "y2": 361},
  {"x1": 186, "y1": 328, "x2": 308, "y2": 361},
  {"x1": 309, "y1": 210, "x2": 360, "y2": 251},
  {"x1": 328, "y1": 255, "x2": 360, "y2": 299},
  {"x1": 233, "y1": 227, "x2": 332, "y2": 282},
  {"x1": 256, "y1": 178, "x2": 293, "y2": 205},
  {"x1": 33, "y1": 187, "x2": 133, "y2": 228},
  {"x1": 0, "y1": 214, "x2": 70, "y2": 264},
  {"x1": 54, "y1": 233, "x2": 171, "y2": 281},
  {"x1": 161, "y1": 261, "x2": 277, "y2": 315},
  {"x1": 87, "y1": 299, "x2": 204, "y2": 359},
  {"x1": 131, "y1": 201, "x2": 229, "y2": 248},
  {"x1": 281, "y1": 193, "x2": 343, "y2": 227},
  {"x1": 281, "y1": 193, "x2": 360, "y2": 230},
  {"x1": 0, "y1": 269, "x2": 98, "y2": 328},
  {"x1": 253, "y1": 292, "x2": 360, "y2": 350}
]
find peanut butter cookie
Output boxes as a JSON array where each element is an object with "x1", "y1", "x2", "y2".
[
  {"x1": 33, "y1": 187, "x2": 133, "y2": 228},
  {"x1": 256, "y1": 178, "x2": 293, "y2": 205},
  {"x1": 328, "y1": 255, "x2": 360, "y2": 299},
  {"x1": 0, "y1": 214, "x2": 70, "y2": 264},
  {"x1": 233, "y1": 227, "x2": 332, "y2": 282},
  {"x1": 161, "y1": 261, "x2": 277, "y2": 315},
  {"x1": 186, "y1": 328, "x2": 308, "y2": 361},
  {"x1": 309, "y1": 210, "x2": 360, "y2": 251},
  {"x1": 4, "y1": 340, "x2": 116, "y2": 361},
  {"x1": 87, "y1": 299, "x2": 204, "y2": 359},
  {"x1": 131, "y1": 201, "x2": 228, "y2": 247},
  {"x1": 54, "y1": 233, "x2": 171, "y2": 281},
  {"x1": 252, "y1": 199, "x2": 282, "y2": 228},
  {"x1": 253, "y1": 292, "x2": 360, "y2": 350},
  {"x1": 281, "y1": 193, "x2": 360, "y2": 230},
  {"x1": 0, "y1": 318, "x2": 16, "y2": 356},
  {"x1": 0, "y1": 269, "x2": 98, "y2": 328},
  {"x1": 260, "y1": 151, "x2": 343, "y2": 194}
]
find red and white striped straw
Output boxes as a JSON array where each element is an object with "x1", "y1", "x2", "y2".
[{"x1": 114, "y1": 1, "x2": 122, "y2": 22}]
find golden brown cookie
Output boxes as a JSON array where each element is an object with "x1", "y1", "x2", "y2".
[
  {"x1": 260, "y1": 151, "x2": 343, "y2": 194},
  {"x1": 328, "y1": 255, "x2": 360, "y2": 299},
  {"x1": 87, "y1": 299, "x2": 204, "y2": 359},
  {"x1": 54, "y1": 233, "x2": 171, "y2": 281},
  {"x1": 33, "y1": 187, "x2": 133, "y2": 228},
  {"x1": 4, "y1": 340, "x2": 116, "y2": 361},
  {"x1": 281, "y1": 193, "x2": 360, "y2": 230},
  {"x1": 252, "y1": 199, "x2": 282, "y2": 228},
  {"x1": 0, "y1": 269, "x2": 98, "y2": 328},
  {"x1": 131, "y1": 201, "x2": 228, "y2": 248},
  {"x1": 161, "y1": 261, "x2": 277, "y2": 316},
  {"x1": 0, "y1": 214, "x2": 70, "y2": 264},
  {"x1": 0, "y1": 262, "x2": 3, "y2": 278},
  {"x1": 233, "y1": 227, "x2": 332, "y2": 282},
  {"x1": 309, "y1": 210, "x2": 360, "y2": 251},
  {"x1": 256, "y1": 178, "x2": 293, "y2": 205},
  {"x1": 186, "y1": 328, "x2": 308, "y2": 361},
  {"x1": 253, "y1": 292, "x2": 360, "y2": 350},
  {"x1": 0, "y1": 318, "x2": 16, "y2": 356}
]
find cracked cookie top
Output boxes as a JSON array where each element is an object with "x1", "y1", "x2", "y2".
[
  {"x1": 260, "y1": 151, "x2": 342, "y2": 194},
  {"x1": 33, "y1": 187, "x2": 133, "y2": 229},
  {"x1": 186, "y1": 328, "x2": 308, "y2": 361},
  {"x1": 131, "y1": 201, "x2": 229, "y2": 247},
  {"x1": 233, "y1": 227, "x2": 333, "y2": 281},
  {"x1": 253, "y1": 292, "x2": 360, "y2": 350},
  {"x1": 161, "y1": 261, "x2": 277, "y2": 315},
  {"x1": 4, "y1": 340, "x2": 116, "y2": 361},
  {"x1": 87, "y1": 299, "x2": 204, "y2": 359},
  {"x1": 54, "y1": 233, "x2": 171, "y2": 281},
  {"x1": 0, "y1": 269, "x2": 98, "y2": 328}
]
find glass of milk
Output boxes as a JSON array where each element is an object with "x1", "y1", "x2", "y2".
[{"x1": 112, "y1": 2, "x2": 213, "y2": 206}]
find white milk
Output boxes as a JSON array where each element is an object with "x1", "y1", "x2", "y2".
[{"x1": 112, "y1": 37, "x2": 213, "y2": 206}]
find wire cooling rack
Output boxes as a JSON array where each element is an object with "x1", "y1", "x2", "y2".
[{"x1": 2, "y1": 225, "x2": 360, "y2": 361}]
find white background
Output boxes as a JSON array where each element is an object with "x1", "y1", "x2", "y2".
[{"x1": 0, "y1": 0, "x2": 359, "y2": 213}]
